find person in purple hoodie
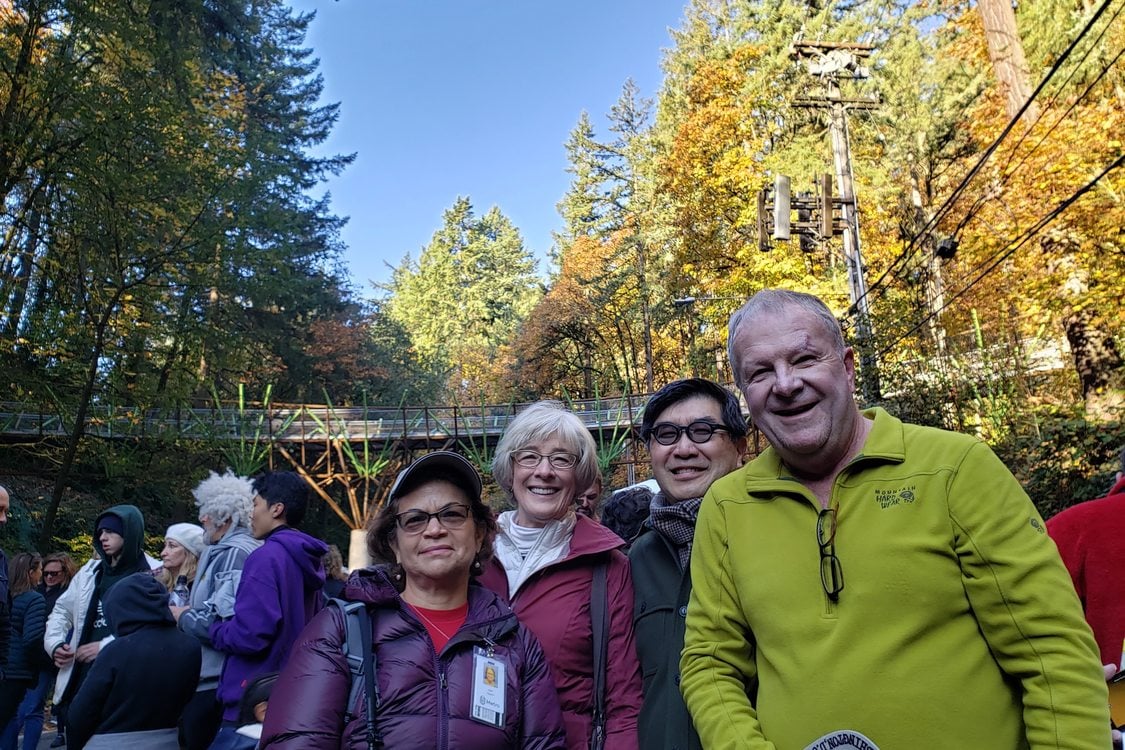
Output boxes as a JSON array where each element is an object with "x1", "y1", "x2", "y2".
[{"x1": 207, "y1": 471, "x2": 327, "y2": 750}]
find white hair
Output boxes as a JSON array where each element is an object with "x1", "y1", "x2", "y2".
[{"x1": 191, "y1": 471, "x2": 254, "y2": 529}]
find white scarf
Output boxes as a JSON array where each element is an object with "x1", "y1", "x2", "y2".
[{"x1": 494, "y1": 510, "x2": 576, "y2": 596}]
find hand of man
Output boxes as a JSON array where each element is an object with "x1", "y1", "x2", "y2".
[
  {"x1": 75, "y1": 641, "x2": 101, "y2": 663},
  {"x1": 1105, "y1": 664, "x2": 1122, "y2": 749},
  {"x1": 170, "y1": 605, "x2": 189, "y2": 622},
  {"x1": 53, "y1": 644, "x2": 75, "y2": 668}
]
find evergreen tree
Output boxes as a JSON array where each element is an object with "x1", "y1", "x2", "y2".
[{"x1": 386, "y1": 197, "x2": 542, "y2": 401}]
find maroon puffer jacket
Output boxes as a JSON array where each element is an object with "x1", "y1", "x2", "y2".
[{"x1": 259, "y1": 566, "x2": 567, "y2": 750}]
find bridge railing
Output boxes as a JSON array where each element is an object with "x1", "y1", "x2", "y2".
[{"x1": 0, "y1": 393, "x2": 655, "y2": 442}]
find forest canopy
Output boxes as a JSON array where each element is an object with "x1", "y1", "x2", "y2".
[{"x1": 2, "y1": 0, "x2": 1122, "y2": 550}]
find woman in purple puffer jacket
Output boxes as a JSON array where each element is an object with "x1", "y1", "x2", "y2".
[{"x1": 259, "y1": 452, "x2": 566, "y2": 750}]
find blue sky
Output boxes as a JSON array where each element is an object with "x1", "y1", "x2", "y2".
[{"x1": 286, "y1": 0, "x2": 688, "y2": 297}]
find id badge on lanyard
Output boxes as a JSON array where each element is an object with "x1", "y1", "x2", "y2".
[{"x1": 470, "y1": 645, "x2": 506, "y2": 728}]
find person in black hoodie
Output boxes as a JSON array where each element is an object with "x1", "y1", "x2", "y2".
[
  {"x1": 43, "y1": 505, "x2": 154, "y2": 745},
  {"x1": 67, "y1": 573, "x2": 201, "y2": 749}
]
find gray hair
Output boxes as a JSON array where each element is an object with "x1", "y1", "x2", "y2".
[
  {"x1": 191, "y1": 470, "x2": 254, "y2": 529},
  {"x1": 491, "y1": 401, "x2": 600, "y2": 496},
  {"x1": 727, "y1": 289, "x2": 846, "y2": 388}
]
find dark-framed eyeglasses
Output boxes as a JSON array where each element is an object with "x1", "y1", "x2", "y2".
[
  {"x1": 817, "y1": 507, "x2": 844, "y2": 602},
  {"x1": 512, "y1": 449, "x2": 578, "y2": 470},
  {"x1": 43, "y1": 569, "x2": 63, "y2": 580},
  {"x1": 393, "y1": 503, "x2": 472, "y2": 535},
  {"x1": 645, "y1": 420, "x2": 730, "y2": 446}
]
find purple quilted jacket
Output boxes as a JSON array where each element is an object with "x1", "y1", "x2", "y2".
[{"x1": 259, "y1": 566, "x2": 567, "y2": 750}]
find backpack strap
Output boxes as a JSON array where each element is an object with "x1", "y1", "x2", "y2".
[
  {"x1": 590, "y1": 559, "x2": 609, "y2": 749},
  {"x1": 328, "y1": 597, "x2": 382, "y2": 749}
]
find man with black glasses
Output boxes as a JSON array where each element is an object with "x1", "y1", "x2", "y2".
[
  {"x1": 629, "y1": 379, "x2": 747, "y2": 749},
  {"x1": 680, "y1": 288, "x2": 1110, "y2": 750}
]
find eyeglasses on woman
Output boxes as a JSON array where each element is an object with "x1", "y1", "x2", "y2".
[
  {"x1": 394, "y1": 504, "x2": 472, "y2": 535},
  {"x1": 512, "y1": 449, "x2": 578, "y2": 470}
]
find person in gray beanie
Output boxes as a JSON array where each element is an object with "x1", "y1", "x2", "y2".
[{"x1": 173, "y1": 472, "x2": 261, "y2": 750}]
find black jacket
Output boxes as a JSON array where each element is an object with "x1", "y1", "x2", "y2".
[
  {"x1": 259, "y1": 567, "x2": 566, "y2": 749},
  {"x1": 628, "y1": 525, "x2": 703, "y2": 750},
  {"x1": 0, "y1": 548, "x2": 10, "y2": 675},
  {"x1": 68, "y1": 574, "x2": 201, "y2": 749},
  {"x1": 6, "y1": 590, "x2": 46, "y2": 681}
]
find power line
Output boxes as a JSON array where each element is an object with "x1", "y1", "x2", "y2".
[
  {"x1": 990, "y1": 0, "x2": 1125, "y2": 191},
  {"x1": 875, "y1": 151, "x2": 1125, "y2": 358},
  {"x1": 855, "y1": 0, "x2": 1121, "y2": 314},
  {"x1": 992, "y1": 43, "x2": 1125, "y2": 192},
  {"x1": 947, "y1": 41, "x2": 1125, "y2": 246}
]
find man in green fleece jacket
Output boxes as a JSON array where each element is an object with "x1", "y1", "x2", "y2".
[{"x1": 679, "y1": 288, "x2": 1110, "y2": 750}]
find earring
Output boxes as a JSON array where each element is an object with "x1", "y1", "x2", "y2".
[
  {"x1": 391, "y1": 563, "x2": 404, "y2": 583},
  {"x1": 470, "y1": 553, "x2": 483, "y2": 575}
]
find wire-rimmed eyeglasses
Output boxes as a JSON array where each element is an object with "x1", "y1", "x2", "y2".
[
  {"x1": 393, "y1": 503, "x2": 472, "y2": 535},
  {"x1": 644, "y1": 421, "x2": 730, "y2": 446},
  {"x1": 512, "y1": 449, "x2": 578, "y2": 470},
  {"x1": 817, "y1": 507, "x2": 844, "y2": 602}
]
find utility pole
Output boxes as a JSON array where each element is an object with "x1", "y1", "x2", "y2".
[{"x1": 791, "y1": 41, "x2": 882, "y2": 403}]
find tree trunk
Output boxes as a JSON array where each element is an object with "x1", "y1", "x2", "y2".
[
  {"x1": 1063, "y1": 307, "x2": 1125, "y2": 418},
  {"x1": 977, "y1": 0, "x2": 1039, "y2": 121},
  {"x1": 636, "y1": 238, "x2": 655, "y2": 392},
  {"x1": 1, "y1": 206, "x2": 41, "y2": 340},
  {"x1": 1044, "y1": 232, "x2": 1125, "y2": 419},
  {"x1": 39, "y1": 302, "x2": 117, "y2": 550}
]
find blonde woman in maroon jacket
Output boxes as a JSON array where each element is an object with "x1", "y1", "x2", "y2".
[{"x1": 480, "y1": 401, "x2": 643, "y2": 750}]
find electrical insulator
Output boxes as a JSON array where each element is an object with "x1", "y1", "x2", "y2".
[
  {"x1": 797, "y1": 205, "x2": 816, "y2": 252},
  {"x1": 820, "y1": 174, "x2": 833, "y2": 238},
  {"x1": 773, "y1": 175, "x2": 791, "y2": 241}
]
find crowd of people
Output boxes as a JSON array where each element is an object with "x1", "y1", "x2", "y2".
[{"x1": 0, "y1": 287, "x2": 1120, "y2": 749}]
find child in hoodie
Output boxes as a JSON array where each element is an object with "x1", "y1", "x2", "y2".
[{"x1": 67, "y1": 574, "x2": 202, "y2": 750}]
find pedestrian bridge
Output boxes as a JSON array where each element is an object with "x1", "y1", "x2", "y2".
[{"x1": 0, "y1": 394, "x2": 660, "y2": 447}]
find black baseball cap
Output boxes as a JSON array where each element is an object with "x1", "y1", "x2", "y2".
[{"x1": 388, "y1": 451, "x2": 482, "y2": 505}]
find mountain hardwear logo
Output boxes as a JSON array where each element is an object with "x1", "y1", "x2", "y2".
[{"x1": 874, "y1": 486, "x2": 916, "y2": 509}]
